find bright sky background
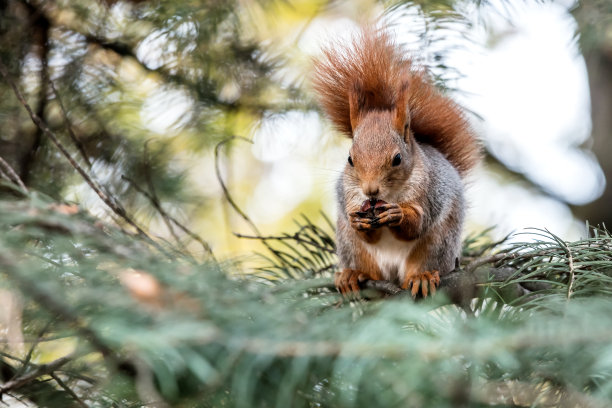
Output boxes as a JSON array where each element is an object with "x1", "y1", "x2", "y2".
[
  {"x1": 247, "y1": 0, "x2": 601, "y2": 241},
  {"x1": 123, "y1": 0, "x2": 605, "y2": 255}
]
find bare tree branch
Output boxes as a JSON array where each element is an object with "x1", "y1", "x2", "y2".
[
  {"x1": 49, "y1": 80, "x2": 92, "y2": 168},
  {"x1": 19, "y1": 1, "x2": 50, "y2": 185},
  {"x1": 475, "y1": 380, "x2": 609, "y2": 408},
  {"x1": 233, "y1": 230, "x2": 335, "y2": 255},
  {"x1": 0, "y1": 156, "x2": 28, "y2": 193},
  {"x1": 50, "y1": 373, "x2": 88, "y2": 408},
  {"x1": 14, "y1": 321, "x2": 53, "y2": 378},
  {"x1": 0, "y1": 60, "x2": 168, "y2": 257},
  {"x1": 214, "y1": 137, "x2": 287, "y2": 266},
  {"x1": 0, "y1": 353, "x2": 74, "y2": 395},
  {"x1": 0, "y1": 254, "x2": 118, "y2": 367},
  {"x1": 345, "y1": 263, "x2": 543, "y2": 307},
  {"x1": 122, "y1": 174, "x2": 215, "y2": 259}
]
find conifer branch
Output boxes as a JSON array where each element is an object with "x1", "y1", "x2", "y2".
[
  {"x1": 233, "y1": 230, "x2": 335, "y2": 255},
  {"x1": 49, "y1": 80, "x2": 92, "y2": 168},
  {"x1": 0, "y1": 60, "x2": 168, "y2": 257},
  {"x1": 215, "y1": 137, "x2": 291, "y2": 267},
  {"x1": 122, "y1": 174, "x2": 215, "y2": 259},
  {"x1": 0, "y1": 353, "x2": 74, "y2": 395},
  {"x1": 475, "y1": 380, "x2": 609, "y2": 408},
  {"x1": 14, "y1": 321, "x2": 53, "y2": 378},
  {"x1": 0, "y1": 254, "x2": 118, "y2": 367},
  {"x1": 0, "y1": 156, "x2": 28, "y2": 193},
  {"x1": 50, "y1": 373, "x2": 88, "y2": 408}
]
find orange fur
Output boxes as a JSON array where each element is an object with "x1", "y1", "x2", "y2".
[
  {"x1": 312, "y1": 26, "x2": 480, "y2": 178},
  {"x1": 335, "y1": 244, "x2": 383, "y2": 294},
  {"x1": 389, "y1": 203, "x2": 423, "y2": 242},
  {"x1": 357, "y1": 228, "x2": 382, "y2": 244}
]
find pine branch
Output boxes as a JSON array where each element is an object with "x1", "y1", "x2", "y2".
[
  {"x1": 1, "y1": 191, "x2": 612, "y2": 406},
  {"x1": 0, "y1": 60, "x2": 168, "y2": 257},
  {"x1": 49, "y1": 80, "x2": 92, "y2": 168},
  {"x1": 14, "y1": 321, "x2": 53, "y2": 378},
  {"x1": 0, "y1": 358, "x2": 75, "y2": 407},
  {"x1": 0, "y1": 354, "x2": 75, "y2": 396},
  {"x1": 0, "y1": 254, "x2": 118, "y2": 367},
  {"x1": 327, "y1": 264, "x2": 532, "y2": 306},
  {"x1": 474, "y1": 380, "x2": 609, "y2": 408},
  {"x1": 215, "y1": 136, "x2": 291, "y2": 268},
  {"x1": 50, "y1": 374, "x2": 88, "y2": 408},
  {"x1": 0, "y1": 156, "x2": 28, "y2": 193},
  {"x1": 122, "y1": 174, "x2": 215, "y2": 259}
]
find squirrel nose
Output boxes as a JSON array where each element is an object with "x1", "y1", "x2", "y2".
[{"x1": 362, "y1": 182, "x2": 379, "y2": 198}]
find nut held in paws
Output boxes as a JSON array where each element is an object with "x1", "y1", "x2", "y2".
[{"x1": 359, "y1": 199, "x2": 387, "y2": 219}]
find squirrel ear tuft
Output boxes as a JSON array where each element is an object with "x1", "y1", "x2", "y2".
[
  {"x1": 393, "y1": 81, "x2": 410, "y2": 138},
  {"x1": 348, "y1": 82, "x2": 364, "y2": 135}
]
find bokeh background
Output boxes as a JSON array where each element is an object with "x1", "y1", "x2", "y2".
[{"x1": 1, "y1": 0, "x2": 610, "y2": 259}]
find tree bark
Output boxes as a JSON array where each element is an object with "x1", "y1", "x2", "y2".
[
  {"x1": 358, "y1": 264, "x2": 547, "y2": 308},
  {"x1": 572, "y1": 2, "x2": 612, "y2": 226}
]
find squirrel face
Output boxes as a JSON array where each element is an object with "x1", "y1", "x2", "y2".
[{"x1": 346, "y1": 110, "x2": 414, "y2": 202}]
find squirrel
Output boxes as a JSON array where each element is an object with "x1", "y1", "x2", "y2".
[{"x1": 312, "y1": 26, "x2": 481, "y2": 297}]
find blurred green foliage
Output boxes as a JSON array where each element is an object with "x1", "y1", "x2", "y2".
[
  {"x1": 1, "y1": 186, "x2": 612, "y2": 407},
  {"x1": 2, "y1": 0, "x2": 612, "y2": 406},
  {"x1": 0, "y1": 0, "x2": 306, "y2": 220}
]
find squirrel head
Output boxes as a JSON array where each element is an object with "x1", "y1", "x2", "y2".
[
  {"x1": 344, "y1": 81, "x2": 414, "y2": 202},
  {"x1": 346, "y1": 110, "x2": 415, "y2": 202}
]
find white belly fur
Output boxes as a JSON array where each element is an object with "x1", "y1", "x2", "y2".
[{"x1": 364, "y1": 229, "x2": 416, "y2": 282}]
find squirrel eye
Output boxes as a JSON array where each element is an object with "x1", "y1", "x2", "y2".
[
  {"x1": 348, "y1": 156, "x2": 354, "y2": 167},
  {"x1": 392, "y1": 153, "x2": 401, "y2": 166}
]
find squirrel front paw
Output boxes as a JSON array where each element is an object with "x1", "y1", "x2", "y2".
[
  {"x1": 401, "y1": 270, "x2": 440, "y2": 298},
  {"x1": 348, "y1": 211, "x2": 378, "y2": 231},
  {"x1": 372, "y1": 203, "x2": 403, "y2": 227},
  {"x1": 349, "y1": 199, "x2": 389, "y2": 230},
  {"x1": 335, "y1": 268, "x2": 373, "y2": 294}
]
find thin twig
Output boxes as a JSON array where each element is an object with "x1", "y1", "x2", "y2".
[
  {"x1": 362, "y1": 279, "x2": 406, "y2": 296},
  {"x1": 121, "y1": 175, "x2": 215, "y2": 259},
  {"x1": 3, "y1": 392, "x2": 28, "y2": 406},
  {"x1": 0, "y1": 156, "x2": 28, "y2": 193},
  {"x1": 0, "y1": 254, "x2": 120, "y2": 369},
  {"x1": 214, "y1": 136, "x2": 283, "y2": 263},
  {"x1": 331, "y1": 264, "x2": 532, "y2": 303},
  {"x1": 214, "y1": 137, "x2": 259, "y2": 234},
  {"x1": 14, "y1": 321, "x2": 53, "y2": 378},
  {"x1": 0, "y1": 351, "x2": 27, "y2": 365},
  {"x1": 464, "y1": 248, "x2": 561, "y2": 274},
  {"x1": 50, "y1": 373, "x2": 89, "y2": 408},
  {"x1": 233, "y1": 231, "x2": 335, "y2": 254},
  {"x1": 49, "y1": 80, "x2": 92, "y2": 167},
  {"x1": 543, "y1": 230, "x2": 577, "y2": 301},
  {"x1": 0, "y1": 353, "x2": 75, "y2": 395},
  {"x1": 564, "y1": 243, "x2": 576, "y2": 301},
  {"x1": 123, "y1": 174, "x2": 181, "y2": 248},
  {"x1": 0, "y1": 60, "x2": 167, "y2": 257},
  {"x1": 0, "y1": 167, "x2": 9, "y2": 185},
  {"x1": 2, "y1": 346, "x2": 101, "y2": 387},
  {"x1": 19, "y1": 12, "x2": 49, "y2": 186},
  {"x1": 469, "y1": 233, "x2": 512, "y2": 258},
  {"x1": 475, "y1": 379, "x2": 609, "y2": 408},
  {"x1": 465, "y1": 252, "x2": 512, "y2": 273},
  {"x1": 142, "y1": 142, "x2": 180, "y2": 245}
]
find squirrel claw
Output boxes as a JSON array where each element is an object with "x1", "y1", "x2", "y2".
[
  {"x1": 349, "y1": 212, "x2": 377, "y2": 231},
  {"x1": 335, "y1": 268, "x2": 372, "y2": 296},
  {"x1": 374, "y1": 204, "x2": 403, "y2": 227},
  {"x1": 402, "y1": 270, "x2": 440, "y2": 298}
]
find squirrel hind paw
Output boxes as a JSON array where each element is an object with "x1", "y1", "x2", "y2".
[
  {"x1": 402, "y1": 270, "x2": 440, "y2": 298},
  {"x1": 335, "y1": 268, "x2": 375, "y2": 295}
]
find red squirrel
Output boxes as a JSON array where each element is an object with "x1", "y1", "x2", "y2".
[{"x1": 312, "y1": 26, "x2": 481, "y2": 297}]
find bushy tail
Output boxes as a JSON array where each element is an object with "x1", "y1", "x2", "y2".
[{"x1": 312, "y1": 26, "x2": 480, "y2": 177}]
